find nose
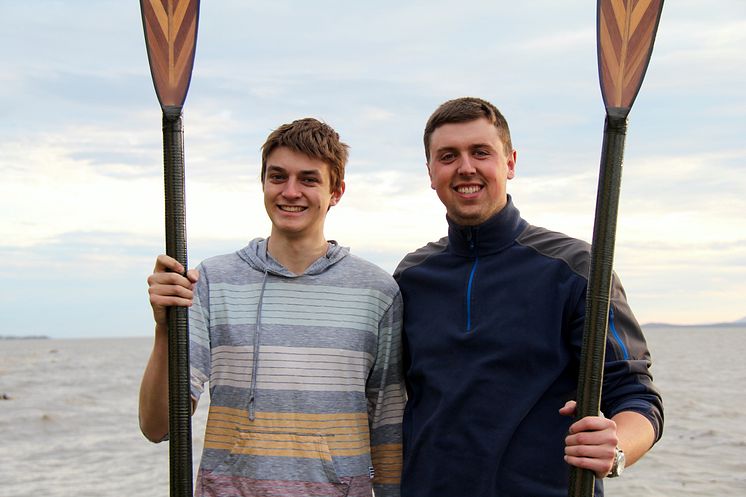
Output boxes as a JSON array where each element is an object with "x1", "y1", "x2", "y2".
[
  {"x1": 282, "y1": 179, "x2": 302, "y2": 199},
  {"x1": 457, "y1": 155, "x2": 477, "y2": 175}
]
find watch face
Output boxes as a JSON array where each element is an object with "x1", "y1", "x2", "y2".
[
  {"x1": 608, "y1": 447, "x2": 625, "y2": 477},
  {"x1": 614, "y1": 447, "x2": 625, "y2": 476},
  {"x1": 611, "y1": 447, "x2": 626, "y2": 476}
]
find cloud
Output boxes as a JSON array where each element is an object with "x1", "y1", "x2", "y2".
[{"x1": 0, "y1": 129, "x2": 163, "y2": 247}]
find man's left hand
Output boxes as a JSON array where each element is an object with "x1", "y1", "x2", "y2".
[{"x1": 560, "y1": 400, "x2": 618, "y2": 478}]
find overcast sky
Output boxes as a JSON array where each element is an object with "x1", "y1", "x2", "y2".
[{"x1": 1, "y1": 1, "x2": 744, "y2": 338}]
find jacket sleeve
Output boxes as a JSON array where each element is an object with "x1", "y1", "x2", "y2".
[
  {"x1": 601, "y1": 272, "x2": 664, "y2": 442},
  {"x1": 366, "y1": 290, "x2": 406, "y2": 497}
]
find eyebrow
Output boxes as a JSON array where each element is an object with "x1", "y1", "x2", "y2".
[
  {"x1": 434, "y1": 142, "x2": 496, "y2": 155},
  {"x1": 432, "y1": 145, "x2": 457, "y2": 156},
  {"x1": 469, "y1": 142, "x2": 496, "y2": 151},
  {"x1": 266, "y1": 165, "x2": 322, "y2": 176}
]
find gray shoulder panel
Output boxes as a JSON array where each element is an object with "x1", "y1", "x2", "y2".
[
  {"x1": 516, "y1": 225, "x2": 591, "y2": 279},
  {"x1": 393, "y1": 236, "x2": 449, "y2": 279}
]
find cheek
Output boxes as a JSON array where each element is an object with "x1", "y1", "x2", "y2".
[{"x1": 430, "y1": 171, "x2": 446, "y2": 189}]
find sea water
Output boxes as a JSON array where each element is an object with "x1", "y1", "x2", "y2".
[{"x1": 1, "y1": 327, "x2": 745, "y2": 496}]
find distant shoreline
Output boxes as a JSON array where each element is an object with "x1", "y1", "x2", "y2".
[
  {"x1": 0, "y1": 335, "x2": 50, "y2": 340},
  {"x1": 643, "y1": 322, "x2": 746, "y2": 329}
]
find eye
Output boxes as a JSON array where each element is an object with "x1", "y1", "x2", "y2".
[
  {"x1": 474, "y1": 148, "x2": 490, "y2": 158},
  {"x1": 268, "y1": 173, "x2": 286, "y2": 182},
  {"x1": 439, "y1": 152, "x2": 456, "y2": 163},
  {"x1": 302, "y1": 176, "x2": 321, "y2": 184}
]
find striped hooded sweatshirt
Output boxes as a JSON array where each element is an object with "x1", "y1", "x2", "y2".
[
  {"x1": 189, "y1": 238, "x2": 405, "y2": 497},
  {"x1": 394, "y1": 197, "x2": 663, "y2": 497}
]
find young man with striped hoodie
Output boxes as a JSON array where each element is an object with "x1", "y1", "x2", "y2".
[{"x1": 139, "y1": 118, "x2": 404, "y2": 497}]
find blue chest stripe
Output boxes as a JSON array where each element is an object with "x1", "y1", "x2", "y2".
[{"x1": 466, "y1": 256, "x2": 479, "y2": 332}]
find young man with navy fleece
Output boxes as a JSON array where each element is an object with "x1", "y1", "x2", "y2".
[{"x1": 394, "y1": 97, "x2": 663, "y2": 496}]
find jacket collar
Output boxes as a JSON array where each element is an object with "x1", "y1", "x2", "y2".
[{"x1": 447, "y1": 195, "x2": 527, "y2": 257}]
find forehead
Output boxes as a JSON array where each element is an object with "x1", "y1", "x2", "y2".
[
  {"x1": 429, "y1": 118, "x2": 503, "y2": 153},
  {"x1": 266, "y1": 146, "x2": 331, "y2": 177}
]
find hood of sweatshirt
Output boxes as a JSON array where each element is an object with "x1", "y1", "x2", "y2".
[{"x1": 236, "y1": 237, "x2": 349, "y2": 277}]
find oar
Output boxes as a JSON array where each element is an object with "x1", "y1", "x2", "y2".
[
  {"x1": 140, "y1": 1, "x2": 200, "y2": 496},
  {"x1": 569, "y1": 1, "x2": 663, "y2": 496}
]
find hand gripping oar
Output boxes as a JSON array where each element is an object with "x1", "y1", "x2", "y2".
[
  {"x1": 140, "y1": 1, "x2": 200, "y2": 496},
  {"x1": 569, "y1": 1, "x2": 663, "y2": 496}
]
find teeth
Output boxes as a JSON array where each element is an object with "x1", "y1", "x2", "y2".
[
  {"x1": 280, "y1": 206, "x2": 305, "y2": 212},
  {"x1": 456, "y1": 185, "x2": 481, "y2": 194}
]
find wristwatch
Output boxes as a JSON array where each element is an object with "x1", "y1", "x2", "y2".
[{"x1": 607, "y1": 446, "x2": 626, "y2": 478}]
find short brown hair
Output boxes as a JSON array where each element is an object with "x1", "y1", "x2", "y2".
[
  {"x1": 261, "y1": 118, "x2": 349, "y2": 192},
  {"x1": 423, "y1": 97, "x2": 513, "y2": 162}
]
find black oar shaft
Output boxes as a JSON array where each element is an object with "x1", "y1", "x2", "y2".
[
  {"x1": 569, "y1": 114, "x2": 627, "y2": 497},
  {"x1": 163, "y1": 108, "x2": 188, "y2": 265},
  {"x1": 163, "y1": 107, "x2": 193, "y2": 497}
]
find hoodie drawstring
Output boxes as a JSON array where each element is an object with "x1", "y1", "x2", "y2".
[{"x1": 248, "y1": 268, "x2": 269, "y2": 421}]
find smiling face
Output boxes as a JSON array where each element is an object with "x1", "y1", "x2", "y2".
[
  {"x1": 263, "y1": 146, "x2": 344, "y2": 242},
  {"x1": 427, "y1": 117, "x2": 516, "y2": 226}
]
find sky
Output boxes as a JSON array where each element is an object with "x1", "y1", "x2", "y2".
[{"x1": 1, "y1": 1, "x2": 744, "y2": 339}]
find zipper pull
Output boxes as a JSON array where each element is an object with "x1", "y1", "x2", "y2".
[{"x1": 466, "y1": 227, "x2": 477, "y2": 251}]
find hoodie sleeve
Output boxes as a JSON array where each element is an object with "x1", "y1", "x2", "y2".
[
  {"x1": 366, "y1": 290, "x2": 406, "y2": 497},
  {"x1": 189, "y1": 263, "x2": 211, "y2": 405}
]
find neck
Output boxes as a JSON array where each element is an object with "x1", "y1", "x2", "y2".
[{"x1": 267, "y1": 231, "x2": 329, "y2": 275}]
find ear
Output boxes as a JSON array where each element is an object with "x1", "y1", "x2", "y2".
[
  {"x1": 427, "y1": 162, "x2": 436, "y2": 190},
  {"x1": 506, "y1": 149, "x2": 517, "y2": 180},
  {"x1": 329, "y1": 180, "x2": 346, "y2": 206}
]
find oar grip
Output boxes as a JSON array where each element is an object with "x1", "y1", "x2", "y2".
[
  {"x1": 162, "y1": 107, "x2": 194, "y2": 497},
  {"x1": 569, "y1": 114, "x2": 627, "y2": 497}
]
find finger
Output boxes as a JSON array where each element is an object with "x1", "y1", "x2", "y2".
[
  {"x1": 569, "y1": 415, "x2": 616, "y2": 435},
  {"x1": 563, "y1": 454, "x2": 613, "y2": 479},
  {"x1": 149, "y1": 289, "x2": 194, "y2": 309},
  {"x1": 149, "y1": 281, "x2": 194, "y2": 300},
  {"x1": 559, "y1": 400, "x2": 577, "y2": 416},
  {"x1": 566, "y1": 427, "x2": 617, "y2": 447},
  {"x1": 147, "y1": 271, "x2": 194, "y2": 290},
  {"x1": 564, "y1": 441, "x2": 616, "y2": 477},
  {"x1": 564, "y1": 440, "x2": 616, "y2": 459},
  {"x1": 154, "y1": 254, "x2": 184, "y2": 274},
  {"x1": 150, "y1": 294, "x2": 194, "y2": 309},
  {"x1": 186, "y1": 268, "x2": 200, "y2": 283}
]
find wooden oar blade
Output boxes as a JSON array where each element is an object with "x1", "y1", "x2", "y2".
[
  {"x1": 598, "y1": 0, "x2": 663, "y2": 117},
  {"x1": 140, "y1": 0, "x2": 200, "y2": 109}
]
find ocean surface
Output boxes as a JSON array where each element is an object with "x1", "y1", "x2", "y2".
[{"x1": 1, "y1": 327, "x2": 745, "y2": 496}]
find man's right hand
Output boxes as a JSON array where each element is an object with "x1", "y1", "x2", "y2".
[{"x1": 147, "y1": 254, "x2": 200, "y2": 327}]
